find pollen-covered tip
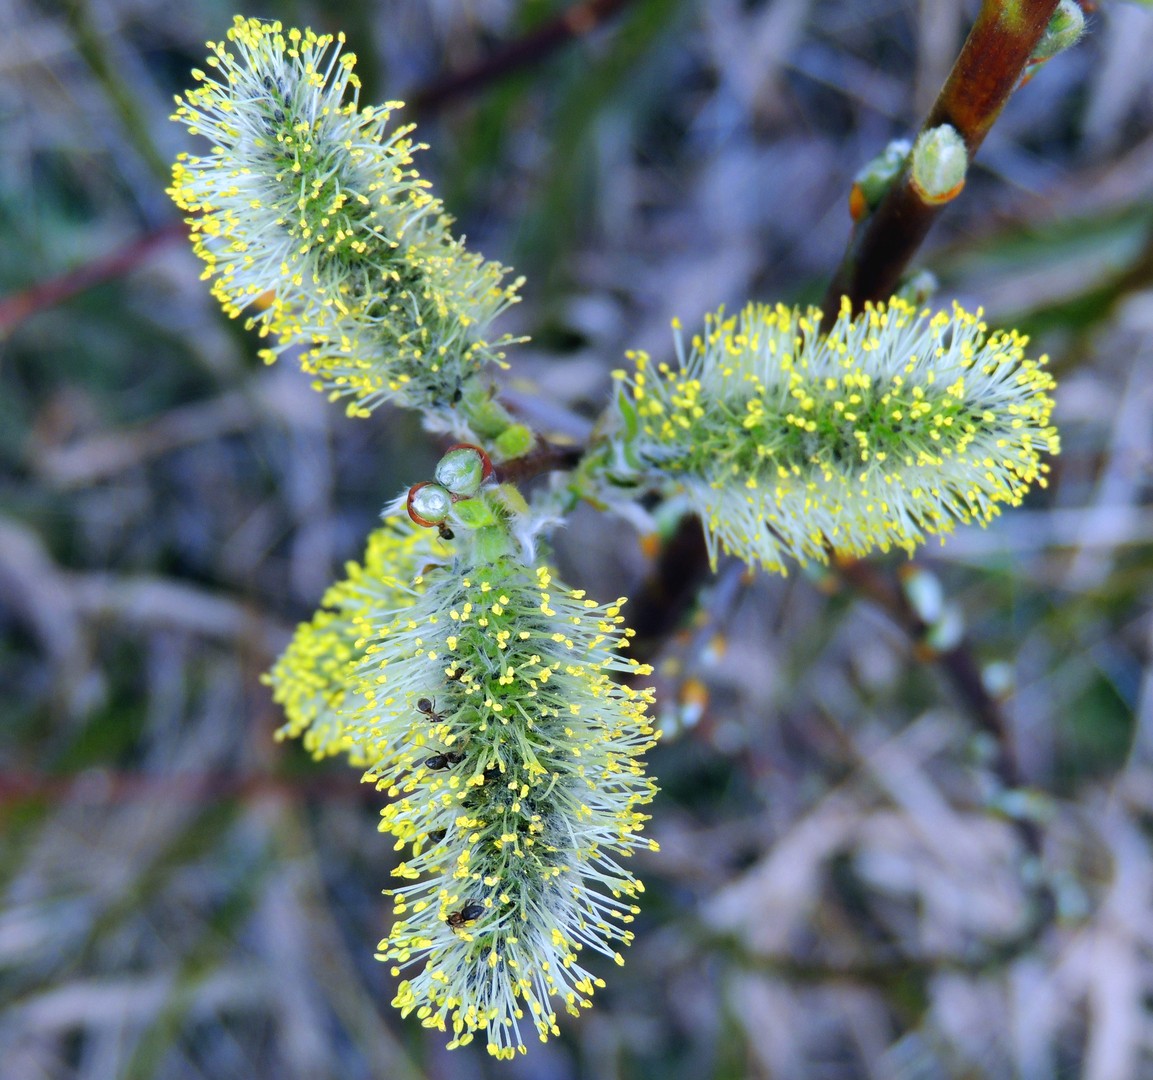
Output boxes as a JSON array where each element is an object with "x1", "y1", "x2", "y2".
[
  {"x1": 609, "y1": 297, "x2": 1059, "y2": 575},
  {"x1": 262, "y1": 518, "x2": 451, "y2": 761}
]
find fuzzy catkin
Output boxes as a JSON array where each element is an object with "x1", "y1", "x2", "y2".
[
  {"x1": 610, "y1": 296, "x2": 1059, "y2": 573},
  {"x1": 169, "y1": 18, "x2": 521, "y2": 426},
  {"x1": 265, "y1": 520, "x2": 451, "y2": 764},
  {"x1": 266, "y1": 519, "x2": 658, "y2": 1058}
]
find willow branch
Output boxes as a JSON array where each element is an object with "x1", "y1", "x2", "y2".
[
  {"x1": 822, "y1": 0, "x2": 1062, "y2": 314},
  {"x1": 0, "y1": 223, "x2": 186, "y2": 338},
  {"x1": 811, "y1": 3, "x2": 1062, "y2": 916},
  {"x1": 1, "y1": 2, "x2": 639, "y2": 335},
  {"x1": 412, "y1": 0, "x2": 639, "y2": 115},
  {"x1": 833, "y1": 555, "x2": 1048, "y2": 887},
  {"x1": 495, "y1": 438, "x2": 583, "y2": 485}
]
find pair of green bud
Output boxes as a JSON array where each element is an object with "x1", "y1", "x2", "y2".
[
  {"x1": 404, "y1": 443, "x2": 532, "y2": 563},
  {"x1": 405, "y1": 444, "x2": 495, "y2": 533}
]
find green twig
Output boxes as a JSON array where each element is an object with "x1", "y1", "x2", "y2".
[{"x1": 63, "y1": 0, "x2": 170, "y2": 182}]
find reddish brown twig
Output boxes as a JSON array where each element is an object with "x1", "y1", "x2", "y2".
[
  {"x1": 0, "y1": 221, "x2": 187, "y2": 338},
  {"x1": 0, "y1": 769, "x2": 378, "y2": 807},
  {"x1": 832, "y1": 558, "x2": 1025, "y2": 791},
  {"x1": 823, "y1": 0, "x2": 1062, "y2": 314},
  {"x1": 412, "y1": 0, "x2": 639, "y2": 115},
  {"x1": 814, "y1": 2, "x2": 1063, "y2": 889},
  {"x1": 496, "y1": 438, "x2": 584, "y2": 485},
  {"x1": 833, "y1": 554, "x2": 1055, "y2": 940},
  {"x1": 628, "y1": 516, "x2": 713, "y2": 662}
]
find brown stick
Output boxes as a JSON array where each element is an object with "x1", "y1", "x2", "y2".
[
  {"x1": 628, "y1": 515, "x2": 713, "y2": 662},
  {"x1": 822, "y1": 0, "x2": 1062, "y2": 314},
  {"x1": 833, "y1": 559, "x2": 1022, "y2": 787},
  {"x1": 0, "y1": 222, "x2": 187, "y2": 338},
  {"x1": 814, "y1": 2, "x2": 1065, "y2": 883},
  {"x1": 495, "y1": 438, "x2": 584, "y2": 485},
  {"x1": 833, "y1": 551, "x2": 1049, "y2": 927},
  {"x1": 412, "y1": 0, "x2": 639, "y2": 115}
]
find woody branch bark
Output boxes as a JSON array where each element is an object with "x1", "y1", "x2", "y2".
[
  {"x1": 833, "y1": 554, "x2": 1055, "y2": 935},
  {"x1": 817, "y1": 0, "x2": 1064, "y2": 774},
  {"x1": 813, "y1": 1, "x2": 1065, "y2": 899},
  {"x1": 822, "y1": 0, "x2": 1061, "y2": 314}
]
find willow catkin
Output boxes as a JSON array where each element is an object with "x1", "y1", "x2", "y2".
[
  {"x1": 266, "y1": 517, "x2": 658, "y2": 1058},
  {"x1": 169, "y1": 17, "x2": 521, "y2": 425},
  {"x1": 611, "y1": 297, "x2": 1059, "y2": 573}
]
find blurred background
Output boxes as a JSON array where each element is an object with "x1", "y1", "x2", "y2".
[{"x1": 3, "y1": 0, "x2": 1153, "y2": 1077}]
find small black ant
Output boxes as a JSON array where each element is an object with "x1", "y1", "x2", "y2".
[
  {"x1": 424, "y1": 750, "x2": 464, "y2": 771},
  {"x1": 427, "y1": 828, "x2": 446, "y2": 843},
  {"x1": 445, "y1": 900, "x2": 485, "y2": 930},
  {"x1": 417, "y1": 697, "x2": 446, "y2": 723},
  {"x1": 437, "y1": 523, "x2": 455, "y2": 541}
]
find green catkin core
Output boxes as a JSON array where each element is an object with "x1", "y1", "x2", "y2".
[
  {"x1": 265, "y1": 518, "x2": 657, "y2": 1058},
  {"x1": 611, "y1": 296, "x2": 1059, "y2": 573}
]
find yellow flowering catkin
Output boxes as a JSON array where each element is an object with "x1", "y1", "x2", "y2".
[
  {"x1": 169, "y1": 18, "x2": 522, "y2": 426},
  {"x1": 266, "y1": 520, "x2": 450, "y2": 764},
  {"x1": 266, "y1": 518, "x2": 658, "y2": 1058},
  {"x1": 611, "y1": 297, "x2": 1059, "y2": 573}
]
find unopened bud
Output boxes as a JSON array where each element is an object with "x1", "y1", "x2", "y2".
[
  {"x1": 493, "y1": 423, "x2": 534, "y2": 461},
  {"x1": 850, "y1": 139, "x2": 911, "y2": 220},
  {"x1": 900, "y1": 565, "x2": 944, "y2": 624},
  {"x1": 910, "y1": 124, "x2": 967, "y2": 205},
  {"x1": 896, "y1": 269, "x2": 939, "y2": 307},
  {"x1": 1032, "y1": 0, "x2": 1086, "y2": 63},
  {"x1": 407, "y1": 482, "x2": 453, "y2": 527},
  {"x1": 435, "y1": 444, "x2": 493, "y2": 499}
]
